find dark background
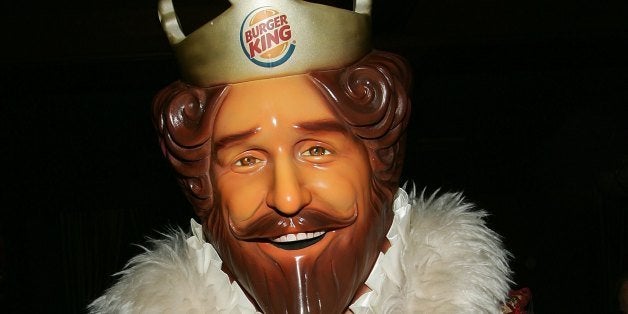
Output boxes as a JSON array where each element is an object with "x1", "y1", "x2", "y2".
[{"x1": 1, "y1": 0, "x2": 627, "y2": 312}]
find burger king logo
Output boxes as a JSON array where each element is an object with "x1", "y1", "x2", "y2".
[{"x1": 240, "y1": 7, "x2": 296, "y2": 67}]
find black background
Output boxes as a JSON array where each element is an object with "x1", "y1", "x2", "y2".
[{"x1": 1, "y1": 0, "x2": 627, "y2": 312}]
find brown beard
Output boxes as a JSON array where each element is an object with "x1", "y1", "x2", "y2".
[{"x1": 203, "y1": 187, "x2": 392, "y2": 313}]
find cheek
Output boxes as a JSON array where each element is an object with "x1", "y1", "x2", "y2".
[
  {"x1": 216, "y1": 172, "x2": 268, "y2": 223},
  {"x1": 308, "y1": 162, "x2": 371, "y2": 216}
]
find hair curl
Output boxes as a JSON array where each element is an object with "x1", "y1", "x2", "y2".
[{"x1": 152, "y1": 51, "x2": 412, "y2": 220}]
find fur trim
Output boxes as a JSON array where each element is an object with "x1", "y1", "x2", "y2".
[
  {"x1": 351, "y1": 189, "x2": 511, "y2": 313},
  {"x1": 88, "y1": 227, "x2": 256, "y2": 313},
  {"x1": 89, "y1": 189, "x2": 511, "y2": 313}
]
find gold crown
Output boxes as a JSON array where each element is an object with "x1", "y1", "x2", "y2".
[{"x1": 158, "y1": 0, "x2": 372, "y2": 86}]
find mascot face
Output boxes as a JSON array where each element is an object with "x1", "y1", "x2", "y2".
[{"x1": 206, "y1": 74, "x2": 389, "y2": 313}]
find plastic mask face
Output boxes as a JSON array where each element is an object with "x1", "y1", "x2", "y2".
[{"x1": 207, "y1": 74, "x2": 386, "y2": 313}]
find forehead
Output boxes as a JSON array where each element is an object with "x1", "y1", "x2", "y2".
[{"x1": 214, "y1": 74, "x2": 338, "y2": 136}]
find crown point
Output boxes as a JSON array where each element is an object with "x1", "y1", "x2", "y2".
[
  {"x1": 354, "y1": 0, "x2": 372, "y2": 15},
  {"x1": 158, "y1": 0, "x2": 186, "y2": 44}
]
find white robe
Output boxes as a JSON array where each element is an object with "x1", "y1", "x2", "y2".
[{"x1": 89, "y1": 189, "x2": 511, "y2": 313}]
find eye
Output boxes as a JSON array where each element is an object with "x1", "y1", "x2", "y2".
[
  {"x1": 301, "y1": 146, "x2": 332, "y2": 157},
  {"x1": 234, "y1": 156, "x2": 261, "y2": 167}
]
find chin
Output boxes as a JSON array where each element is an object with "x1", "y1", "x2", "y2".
[
  {"x1": 263, "y1": 233, "x2": 373, "y2": 312},
  {"x1": 211, "y1": 215, "x2": 384, "y2": 313},
  {"x1": 205, "y1": 190, "x2": 392, "y2": 313}
]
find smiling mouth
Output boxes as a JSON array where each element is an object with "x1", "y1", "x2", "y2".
[{"x1": 270, "y1": 231, "x2": 326, "y2": 250}]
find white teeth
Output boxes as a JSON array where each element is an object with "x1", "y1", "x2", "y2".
[{"x1": 272, "y1": 231, "x2": 325, "y2": 243}]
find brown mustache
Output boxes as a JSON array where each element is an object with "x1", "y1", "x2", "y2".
[{"x1": 229, "y1": 207, "x2": 357, "y2": 240}]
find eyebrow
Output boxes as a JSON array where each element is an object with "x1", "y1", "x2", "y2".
[
  {"x1": 214, "y1": 120, "x2": 348, "y2": 151},
  {"x1": 214, "y1": 127, "x2": 260, "y2": 150},
  {"x1": 293, "y1": 119, "x2": 349, "y2": 134}
]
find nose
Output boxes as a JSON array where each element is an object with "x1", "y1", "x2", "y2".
[{"x1": 266, "y1": 157, "x2": 312, "y2": 216}]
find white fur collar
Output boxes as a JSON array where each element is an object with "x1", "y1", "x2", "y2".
[{"x1": 89, "y1": 189, "x2": 511, "y2": 313}]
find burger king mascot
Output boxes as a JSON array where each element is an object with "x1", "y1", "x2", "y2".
[{"x1": 89, "y1": 0, "x2": 512, "y2": 312}]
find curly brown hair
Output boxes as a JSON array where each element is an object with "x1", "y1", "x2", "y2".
[{"x1": 152, "y1": 51, "x2": 412, "y2": 220}]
